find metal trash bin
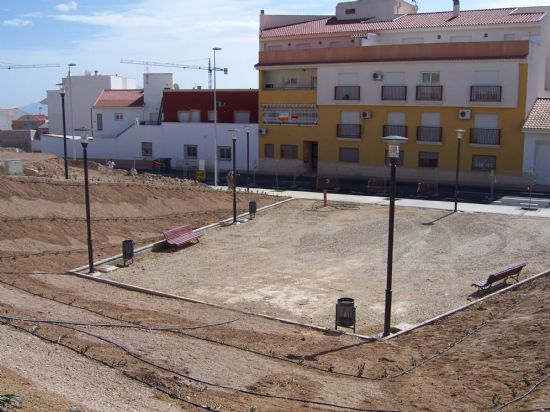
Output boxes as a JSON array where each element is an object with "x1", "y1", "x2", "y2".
[
  {"x1": 249, "y1": 201, "x2": 257, "y2": 219},
  {"x1": 335, "y1": 297, "x2": 356, "y2": 333},
  {"x1": 122, "y1": 239, "x2": 135, "y2": 266}
]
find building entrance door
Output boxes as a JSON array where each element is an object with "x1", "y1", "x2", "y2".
[{"x1": 535, "y1": 141, "x2": 550, "y2": 186}]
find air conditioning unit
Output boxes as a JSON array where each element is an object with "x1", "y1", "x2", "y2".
[
  {"x1": 372, "y1": 72, "x2": 383, "y2": 81},
  {"x1": 458, "y1": 109, "x2": 471, "y2": 120},
  {"x1": 361, "y1": 111, "x2": 372, "y2": 119},
  {"x1": 259, "y1": 128, "x2": 268, "y2": 135}
]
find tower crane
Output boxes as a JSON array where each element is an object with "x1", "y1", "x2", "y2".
[
  {"x1": 120, "y1": 59, "x2": 227, "y2": 89},
  {"x1": 0, "y1": 63, "x2": 60, "y2": 70}
]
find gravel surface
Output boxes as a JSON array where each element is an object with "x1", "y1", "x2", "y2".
[{"x1": 106, "y1": 199, "x2": 550, "y2": 335}]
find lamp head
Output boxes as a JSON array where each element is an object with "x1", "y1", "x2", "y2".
[
  {"x1": 456, "y1": 129, "x2": 465, "y2": 140},
  {"x1": 75, "y1": 127, "x2": 91, "y2": 145},
  {"x1": 230, "y1": 129, "x2": 238, "y2": 141},
  {"x1": 245, "y1": 126, "x2": 251, "y2": 133},
  {"x1": 57, "y1": 83, "x2": 65, "y2": 95},
  {"x1": 213, "y1": 47, "x2": 221, "y2": 51},
  {"x1": 382, "y1": 135, "x2": 408, "y2": 159},
  {"x1": 68, "y1": 63, "x2": 76, "y2": 67}
]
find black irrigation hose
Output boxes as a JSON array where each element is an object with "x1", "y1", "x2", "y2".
[
  {"x1": 2, "y1": 322, "x2": 210, "y2": 411},
  {"x1": 0, "y1": 276, "x2": 536, "y2": 384},
  {"x1": 491, "y1": 373, "x2": 550, "y2": 412},
  {"x1": 51, "y1": 322, "x2": 394, "y2": 412},
  {"x1": 0, "y1": 315, "x2": 239, "y2": 332}
]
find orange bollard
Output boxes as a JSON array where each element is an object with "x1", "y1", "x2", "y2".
[{"x1": 323, "y1": 189, "x2": 328, "y2": 207}]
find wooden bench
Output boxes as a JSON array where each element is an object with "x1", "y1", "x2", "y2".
[
  {"x1": 162, "y1": 224, "x2": 202, "y2": 247},
  {"x1": 471, "y1": 262, "x2": 527, "y2": 290}
]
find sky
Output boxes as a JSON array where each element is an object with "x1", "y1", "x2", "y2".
[{"x1": 0, "y1": 0, "x2": 549, "y2": 110}]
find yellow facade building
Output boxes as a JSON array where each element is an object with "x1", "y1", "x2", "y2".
[{"x1": 256, "y1": 0, "x2": 550, "y2": 187}]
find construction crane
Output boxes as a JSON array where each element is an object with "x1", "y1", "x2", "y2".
[
  {"x1": 120, "y1": 59, "x2": 228, "y2": 89},
  {"x1": 0, "y1": 63, "x2": 60, "y2": 70}
]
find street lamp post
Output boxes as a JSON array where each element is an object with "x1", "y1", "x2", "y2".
[
  {"x1": 68, "y1": 63, "x2": 77, "y2": 160},
  {"x1": 382, "y1": 135, "x2": 408, "y2": 338},
  {"x1": 59, "y1": 84, "x2": 68, "y2": 179},
  {"x1": 76, "y1": 127, "x2": 94, "y2": 274},
  {"x1": 231, "y1": 129, "x2": 238, "y2": 223},
  {"x1": 454, "y1": 129, "x2": 465, "y2": 213},
  {"x1": 213, "y1": 47, "x2": 221, "y2": 186},
  {"x1": 245, "y1": 125, "x2": 251, "y2": 192}
]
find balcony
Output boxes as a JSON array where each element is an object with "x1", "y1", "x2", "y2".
[
  {"x1": 263, "y1": 81, "x2": 316, "y2": 90},
  {"x1": 382, "y1": 85, "x2": 407, "y2": 101},
  {"x1": 335, "y1": 86, "x2": 360, "y2": 101},
  {"x1": 337, "y1": 124, "x2": 361, "y2": 139},
  {"x1": 470, "y1": 85, "x2": 502, "y2": 102},
  {"x1": 417, "y1": 126, "x2": 442, "y2": 143},
  {"x1": 257, "y1": 41, "x2": 529, "y2": 67},
  {"x1": 416, "y1": 85, "x2": 443, "y2": 101},
  {"x1": 383, "y1": 125, "x2": 407, "y2": 137},
  {"x1": 470, "y1": 128, "x2": 501, "y2": 145}
]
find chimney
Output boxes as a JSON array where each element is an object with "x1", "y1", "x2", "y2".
[{"x1": 453, "y1": 0, "x2": 460, "y2": 18}]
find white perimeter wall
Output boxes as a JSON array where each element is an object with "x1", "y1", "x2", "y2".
[
  {"x1": 317, "y1": 60, "x2": 520, "y2": 108},
  {"x1": 41, "y1": 122, "x2": 259, "y2": 173}
]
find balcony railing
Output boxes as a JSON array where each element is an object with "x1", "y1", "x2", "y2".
[
  {"x1": 417, "y1": 126, "x2": 442, "y2": 143},
  {"x1": 140, "y1": 121, "x2": 162, "y2": 126},
  {"x1": 264, "y1": 82, "x2": 316, "y2": 90},
  {"x1": 382, "y1": 85, "x2": 407, "y2": 101},
  {"x1": 335, "y1": 86, "x2": 360, "y2": 100},
  {"x1": 416, "y1": 85, "x2": 443, "y2": 101},
  {"x1": 383, "y1": 125, "x2": 407, "y2": 137},
  {"x1": 337, "y1": 124, "x2": 361, "y2": 139},
  {"x1": 470, "y1": 85, "x2": 502, "y2": 102},
  {"x1": 470, "y1": 128, "x2": 501, "y2": 145}
]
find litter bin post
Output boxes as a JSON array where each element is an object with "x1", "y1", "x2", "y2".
[
  {"x1": 335, "y1": 297, "x2": 356, "y2": 333},
  {"x1": 249, "y1": 201, "x2": 257, "y2": 219},
  {"x1": 122, "y1": 239, "x2": 135, "y2": 266}
]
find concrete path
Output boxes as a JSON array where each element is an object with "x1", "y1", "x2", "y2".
[{"x1": 215, "y1": 186, "x2": 550, "y2": 218}]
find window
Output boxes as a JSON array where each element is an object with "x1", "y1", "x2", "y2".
[
  {"x1": 264, "y1": 144, "x2": 274, "y2": 158},
  {"x1": 472, "y1": 115, "x2": 500, "y2": 144},
  {"x1": 402, "y1": 37, "x2": 424, "y2": 44},
  {"x1": 141, "y1": 142, "x2": 153, "y2": 157},
  {"x1": 421, "y1": 72, "x2": 440, "y2": 85},
  {"x1": 385, "y1": 150, "x2": 405, "y2": 166},
  {"x1": 472, "y1": 155, "x2": 496, "y2": 171},
  {"x1": 218, "y1": 146, "x2": 232, "y2": 161},
  {"x1": 339, "y1": 147, "x2": 359, "y2": 162},
  {"x1": 382, "y1": 86, "x2": 407, "y2": 101},
  {"x1": 345, "y1": 8, "x2": 356, "y2": 14},
  {"x1": 190, "y1": 110, "x2": 200, "y2": 123},
  {"x1": 335, "y1": 86, "x2": 360, "y2": 100},
  {"x1": 207, "y1": 110, "x2": 215, "y2": 122},
  {"x1": 283, "y1": 76, "x2": 298, "y2": 86},
  {"x1": 418, "y1": 152, "x2": 439, "y2": 168},
  {"x1": 450, "y1": 35, "x2": 472, "y2": 42},
  {"x1": 384, "y1": 112, "x2": 407, "y2": 137},
  {"x1": 280, "y1": 144, "x2": 298, "y2": 159},
  {"x1": 115, "y1": 113, "x2": 124, "y2": 121},
  {"x1": 417, "y1": 113, "x2": 442, "y2": 142},
  {"x1": 338, "y1": 111, "x2": 361, "y2": 138},
  {"x1": 96, "y1": 113, "x2": 103, "y2": 131},
  {"x1": 178, "y1": 111, "x2": 190, "y2": 123},
  {"x1": 234, "y1": 110, "x2": 251, "y2": 123},
  {"x1": 184, "y1": 144, "x2": 197, "y2": 159}
]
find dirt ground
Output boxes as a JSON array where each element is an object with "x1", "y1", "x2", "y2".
[
  {"x1": 0, "y1": 153, "x2": 548, "y2": 411},
  {"x1": 105, "y1": 199, "x2": 550, "y2": 334}
]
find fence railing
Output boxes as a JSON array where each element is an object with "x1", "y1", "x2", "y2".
[
  {"x1": 383, "y1": 124, "x2": 407, "y2": 137},
  {"x1": 382, "y1": 85, "x2": 407, "y2": 101},
  {"x1": 335, "y1": 86, "x2": 360, "y2": 100},
  {"x1": 416, "y1": 85, "x2": 443, "y2": 101},
  {"x1": 417, "y1": 126, "x2": 442, "y2": 142},
  {"x1": 337, "y1": 124, "x2": 361, "y2": 138},
  {"x1": 470, "y1": 85, "x2": 502, "y2": 102},
  {"x1": 470, "y1": 128, "x2": 501, "y2": 145}
]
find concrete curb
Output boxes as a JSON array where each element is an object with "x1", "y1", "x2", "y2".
[{"x1": 384, "y1": 269, "x2": 550, "y2": 341}]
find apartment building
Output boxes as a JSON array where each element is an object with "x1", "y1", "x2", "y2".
[{"x1": 257, "y1": 0, "x2": 550, "y2": 187}]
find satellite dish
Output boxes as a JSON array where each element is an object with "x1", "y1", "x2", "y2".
[{"x1": 173, "y1": 83, "x2": 180, "y2": 90}]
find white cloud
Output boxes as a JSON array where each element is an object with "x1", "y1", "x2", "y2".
[
  {"x1": 2, "y1": 18, "x2": 32, "y2": 27},
  {"x1": 55, "y1": 1, "x2": 78, "y2": 12}
]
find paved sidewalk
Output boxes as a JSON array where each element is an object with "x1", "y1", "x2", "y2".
[{"x1": 217, "y1": 186, "x2": 550, "y2": 218}]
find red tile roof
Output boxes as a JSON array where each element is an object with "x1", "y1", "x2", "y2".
[
  {"x1": 523, "y1": 98, "x2": 550, "y2": 132},
  {"x1": 93, "y1": 89, "x2": 144, "y2": 108},
  {"x1": 261, "y1": 8, "x2": 546, "y2": 39}
]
